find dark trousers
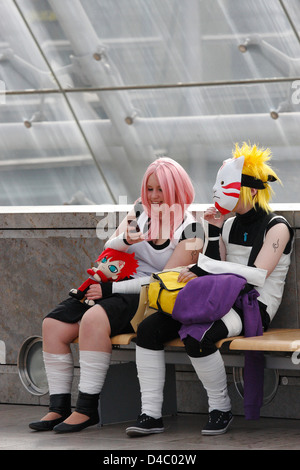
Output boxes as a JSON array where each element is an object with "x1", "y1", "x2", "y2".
[{"x1": 136, "y1": 311, "x2": 228, "y2": 358}]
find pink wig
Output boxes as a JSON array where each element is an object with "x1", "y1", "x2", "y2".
[{"x1": 140, "y1": 157, "x2": 195, "y2": 240}]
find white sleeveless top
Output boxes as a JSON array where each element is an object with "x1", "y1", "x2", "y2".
[
  {"x1": 127, "y1": 210, "x2": 200, "y2": 277},
  {"x1": 222, "y1": 214, "x2": 293, "y2": 321}
]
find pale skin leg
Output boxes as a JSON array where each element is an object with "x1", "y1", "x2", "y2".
[
  {"x1": 39, "y1": 318, "x2": 79, "y2": 422},
  {"x1": 41, "y1": 305, "x2": 112, "y2": 424}
]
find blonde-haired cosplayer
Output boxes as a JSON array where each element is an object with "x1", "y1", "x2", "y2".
[
  {"x1": 213, "y1": 142, "x2": 279, "y2": 215},
  {"x1": 233, "y1": 142, "x2": 280, "y2": 213},
  {"x1": 168, "y1": 142, "x2": 294, "y2": 435},
  {"x1": 125, "y1": 142, "x2": 294, "y2": 440}
]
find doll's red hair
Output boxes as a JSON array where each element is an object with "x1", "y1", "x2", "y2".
[{"x1": 96, "y1": 248, "x2": 138, "y2": 281}]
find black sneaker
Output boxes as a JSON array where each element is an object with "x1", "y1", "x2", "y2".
[
  {"x1": 201, "y1": 410, "x2": 233, "y2": 436},
  {"x1": 126, "y1": 413, "x2": 164, "y2": 437}
]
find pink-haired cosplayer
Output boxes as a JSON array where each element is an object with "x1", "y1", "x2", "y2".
[
  {"x1": 140, "y1": 157, "x2": 195, "y2": 240},
  {"x1": 30, "y1": 157, "x2": 202, "y2": 435}
]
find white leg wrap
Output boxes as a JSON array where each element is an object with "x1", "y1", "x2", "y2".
[
  {"x1": 79, "y1": 350, "x2": 111, "y2": 395},
  {"x1": 136, "y1": 346, "x2": 165, "y2": 419},
  {"x1": 43, "y1": 352, "x2": 74, "y2": 395},
  {"x1": 189, "y1": 350, "x2": 231, "y2": 412},
  {"x1": 221, "y1": 308, "x2": 243, "y2": 338}
]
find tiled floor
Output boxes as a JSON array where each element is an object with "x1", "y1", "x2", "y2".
[{"x1": 1, "y1": 404, "x2": 300, "y2": 451}]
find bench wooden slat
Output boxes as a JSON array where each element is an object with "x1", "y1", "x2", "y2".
[
  {"x1": 111, "y1": 333, "x2": 137, "y2": 345},
  {"x1": 72, "y1": 333, "x2": 137, "y2": 346},
  {"x1": 229, "y1": 328, "x2": 300, "y2": 352},
  {"x1": 164, "y1": 338, "x2": 184, "y2": 348},
  {"x1": 216, "y1": 336, "x2": 243, "y2": 348},
  {"x1": 73, "y1": 335, "x2": 238, "y2": 349},
  {"x1": 73, "y1": 328, "x2": 300, "y2": 352},
  {"x1": 164, "y1": 335, "x2": 243, "y2": 349},
  {"x1": 164, "y1": 329, "x2": 300, "y2": 351}
]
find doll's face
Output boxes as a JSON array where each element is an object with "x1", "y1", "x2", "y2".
[
  {"x1": 213, "y1": 156, "x2": 244, "y2": 214},
  {"x1": 97, "y1": 256, "x2": 125, "y2": 280}
]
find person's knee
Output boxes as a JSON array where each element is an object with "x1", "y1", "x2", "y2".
[
  {"x1": 221, "y1": 308, "x2": 243, "y2": 337},
  {"x1": 184, "y1": 335, "x2": 217, "y2": 358},
  {"x1": 42, "y1": 317, "x2": 79, "y2": 352},
  {"x1": 80, "y1": 305, "x2": 110, "y2": 336},
  {"x1": 184, "y1": 321, "x2": 229, "y2": 358},
  {"x1": 42, "y1": 317, "x2": 58, "y2": 338},
  {"x1": 136, "y1": 315, "x2": 164, "y2": 350}
]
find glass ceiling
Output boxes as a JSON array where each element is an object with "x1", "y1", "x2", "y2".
[{"x1": 1, "y1": 0, "x2": 300, "y2": 206}]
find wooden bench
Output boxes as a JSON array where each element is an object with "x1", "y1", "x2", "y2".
[
  {"x1": 100, "y1": 328, "x2": 300, "y2": 371},
  {"x1": 165, "y1": 329, "x2": 300, "y2": 354},
  {"x1": 104, "y1": 279, "x2": 300, "y2": 372},
  {"x1": 165, "y1": 329, "x2": 300, "y2": 369},
  {"x1": 46, "y1": 323, "x2": 300, "y2": 426},
  {"x1": 230, "y1": 328, "x2": 300, "y2": 352},
  {"x1": 72, "y1": 333, "x2": 137, "y2": 346},
  {"x1": 93, "y1": 327, "x2": 300, "y2": 422},
  {"x1": 72, "y1": 326, "x2": 300, "y2": 381}
]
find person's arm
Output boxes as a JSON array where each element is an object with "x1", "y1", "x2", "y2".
[
  {"x1": 109, "y1": 234, "x2": 203, "y2": 294},
  {"x1": 203, "y1": 206, "x2": 226, "y2": 260},
  {"x1": 164, "y1": 237, "x2": 203, "y2": 269},
  {"x1": 104, "y1": 206, "x2": 145, "y2": 250},
  {"x1": 177, "y1": 207, "x2": 225, "y2": 282},
  {"x1": 204, "y1": 224, "x2": 223, "y2": 260},
  {"x1": 254, "y1": 223, "x2": 290, "y2": 277},
  {"x1": 166, "y1": 238, "x2": 203, "y2": 283},
  {"x1": 87, "y1": 205, "x2": 146, "y2": 301}
]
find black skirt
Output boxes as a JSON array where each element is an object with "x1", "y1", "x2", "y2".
[{"x1": 45, "y1": 293, "x2": 139, "y2": 337}]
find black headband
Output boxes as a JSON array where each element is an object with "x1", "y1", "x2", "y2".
[{"x1": 241, "y1": 174, "x2": 277, "y2": 189}]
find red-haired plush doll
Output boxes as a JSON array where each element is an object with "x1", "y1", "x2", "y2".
[{"x1": 69, "y1": 248, "x2": 139, "y2": 306}]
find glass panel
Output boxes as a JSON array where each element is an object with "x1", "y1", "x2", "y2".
[
  {"x1": 283, "y1": 0, "x2": 300, "y2": 35},
  {"x1": 0, "y1": 92, "x2": 114, "y2": 205},
  {"x1": 0, "y1": 0, "x2": 58, "y2": 91},
  {"x1": 67, "y1": 90, "x2": 155, "y2": 204},
  {"x1": 69, "y1": 82, "x2": 300, "y2": 204},
  {"x1": 16, "y1": 0, "x2": 300, "y2": 89},
  {"x1": 0, "y1": 0, "x2": 299, "y2": 205}
]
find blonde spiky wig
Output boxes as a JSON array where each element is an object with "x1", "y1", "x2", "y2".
[{"x1": 232, "y1": 142, "x2": 280, "y2": 213}]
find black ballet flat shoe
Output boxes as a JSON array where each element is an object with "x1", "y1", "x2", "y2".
[
  {"x1": 53, "y1": 391, "x2": 100, "y2": 433},
  {"x1": 53, "y1": 413, "x2": 99, "y2": 434},
  {"x1": 28, "y1": 393, "x2": 71, "y2": 432},
  {"x1": 29, "y1": 416, "x2": 66, "y2": 432}
]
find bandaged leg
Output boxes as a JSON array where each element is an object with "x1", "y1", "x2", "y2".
[
  {"x1": 79, "y1": 350, "x2": 111, "y2": 394},
  {"x1": 43, "y1": 352, "x2": 74, "y2": 395},
  {"x1": 221, "y1": 308, "x2": 243, "y2": 338},
  {"x1": 189, "y1": 350, "x2": 231, "y2": 412},
  {"x1": 136, "y1": 345, "x2": 165, "y2": 419}
]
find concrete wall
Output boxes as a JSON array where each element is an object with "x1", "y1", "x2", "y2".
[
  {"x1": 0, "y1": 205, "x2": 299, "y2": 418},
  {"x1": 0, "y1": 206, "x2": 118, "y2": 406}
]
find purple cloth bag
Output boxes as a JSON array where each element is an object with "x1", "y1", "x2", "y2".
[{"x1": 173, "y1": 273, "x2": 247, "y2": 342}]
